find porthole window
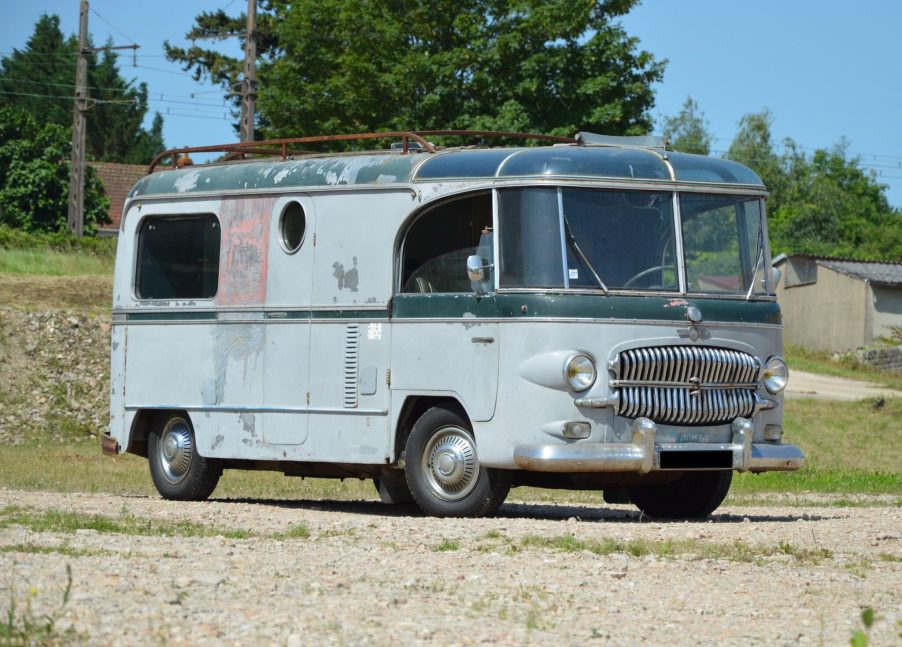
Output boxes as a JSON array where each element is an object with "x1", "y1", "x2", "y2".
[{"x1": 280, "y1": 202, "x2": 306, "y2": 253}]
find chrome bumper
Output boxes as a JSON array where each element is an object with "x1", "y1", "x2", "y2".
[{"x1": 513, "y1": 417, "x2": 804, "y2": 474}]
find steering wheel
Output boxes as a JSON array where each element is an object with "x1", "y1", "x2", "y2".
[{"x1": 622, "y1": 264, "x2": 676, "y2": 289}]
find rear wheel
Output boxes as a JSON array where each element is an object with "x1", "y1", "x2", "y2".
[
  {"x1": 148, "y1": 413, "x2": 221, "y2": 501},
  {"x1": 404, "y1": 406, "x2": 510, "y2": 517},
  {"x1": 627, "y1": 470, "x2": 732, "y2": 519}
]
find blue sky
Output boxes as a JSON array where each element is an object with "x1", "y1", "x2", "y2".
[{"x1": 2, "y1": 1, "x2": 901, "y2": 207}]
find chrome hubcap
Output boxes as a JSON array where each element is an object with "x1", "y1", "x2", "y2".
[
  {"x1": 422, "y1": 426, "x2": 479, "y2": 501},
  {"x1": 157, "y1": 418, "x2": 193, "y2": 484}
]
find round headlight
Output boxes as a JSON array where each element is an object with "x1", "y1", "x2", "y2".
[
  {"x1": 763, "y1": 356, "x2": 788, "y2": 394},
  {"x1": 565, "y1": 354, "x2": 596, "y2": 392}
]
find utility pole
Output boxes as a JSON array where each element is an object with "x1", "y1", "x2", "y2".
[
  {"x1": 66, "y1": 0, "x2": 139, "y2": 237},
  {"x1": 239, "y1": 0, "x2": 257, "y2": 143},
  {"x1": 67, "y1": 0, "x2": 89, "y2": 236}
]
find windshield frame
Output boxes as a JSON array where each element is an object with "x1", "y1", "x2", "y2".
[{"x1": 491, "y1": 183, "x2": 776, "y2": 301}]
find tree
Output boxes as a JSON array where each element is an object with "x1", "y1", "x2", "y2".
[
  {"x1": 726, "y1": 109, "x2": 902, "y2": 261},
  {"x1": 0, "y1": 14, "x2": 165, "y2": 164},
  {"x1": 165, "y1": 0, "x2": 665, "y2": 139},
  {"x1": 0, "y1": 106, "x2": 109, "y2": 234},
  {"x1": 660, "y1": 97, "x2": 711, "y2": 155}
]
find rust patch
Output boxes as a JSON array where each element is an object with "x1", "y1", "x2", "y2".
[
  {"x1": 217, "y1": 196, "x2": 277, "y2": 306},
  {"x1": 663, "y1": 298, "x2": 689, "y2": 308}
]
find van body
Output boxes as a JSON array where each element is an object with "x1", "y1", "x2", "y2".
[{"x1": 104, "y1": 134, "x2": 803, "y2": 517}]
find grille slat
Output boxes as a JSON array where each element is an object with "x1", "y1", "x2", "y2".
[{"x1": 615, "y1": 346, "x2": 757, "y2": 426}]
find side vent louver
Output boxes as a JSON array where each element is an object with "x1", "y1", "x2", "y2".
[{"x1": 344, "y1": 324, "x2": 359, "y2": 408}]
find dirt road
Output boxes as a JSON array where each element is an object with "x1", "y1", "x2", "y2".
[
  {"x1": 1, "y1": 489, "x2": 899, "y2": 646},
  {"x1": 786, "y1": 370, "x2": 902, "y2": 401}
]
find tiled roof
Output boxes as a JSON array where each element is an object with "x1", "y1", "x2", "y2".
[{"x1": 89, "y1": 162, "x2": 147, "y2": 231}]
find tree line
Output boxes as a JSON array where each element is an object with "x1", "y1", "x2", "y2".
[
  {"x1": 0, "y1": 1, "x2": 899, "y2": 261},
  {"x1": 0, "y1": 14, "x2": 165, "y2": 232}
]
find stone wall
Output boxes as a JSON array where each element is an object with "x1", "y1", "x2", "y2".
[{"x1": 855, "y1": 346, "x2": 902, "y2": 373}]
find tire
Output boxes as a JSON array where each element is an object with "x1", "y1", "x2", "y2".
[
  {"x1": 148, "y1": 413, "x2": 222, "y2": 501},
  {"x1": 627, "y1": 470, "x2": 732, "y2": 519},
  {"x1": 374, "y1": 469, "x2": 415, "y2": 505},
  {"x1": 404, "y1": 405, "x2": 510, "y2": 517}
]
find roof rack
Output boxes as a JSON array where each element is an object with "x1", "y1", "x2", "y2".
[{"x1": 147, "y1": 130, "x2": 577, "y2": 173}]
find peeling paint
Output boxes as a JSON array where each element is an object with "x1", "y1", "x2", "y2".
[
  {"x1": 212, "y1": 324, "x2": 264, "y2": 403},
  {"x1": 212, "y1": 434, "x2": 224, "y2": 450},
  {"x1": 239, "y1": 413, "x2": 257, "y2": 437},
  {"x1": 664, "y1": 299, "x2": 690, "y2": 308},
  {"x1": 174, "y1": 170, "x2": 201, "y2": 193},
  {"x1": 332, "y1": 257, "x2": 359, "y2": 292}
]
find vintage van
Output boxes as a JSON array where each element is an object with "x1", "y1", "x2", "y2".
[{"x1": 103, "y1": 131, "x2": 804, "y2": 518}]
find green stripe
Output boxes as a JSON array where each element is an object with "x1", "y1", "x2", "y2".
[
  {"x1": 390, "y1": 293, "x2": 781, "y2": 325},
  {"x1": 120, "y1": 296, "x2": 780, "y2": 325},
  {"x1": 126, "y1": 311, "x2": 217, "y2": 322}
]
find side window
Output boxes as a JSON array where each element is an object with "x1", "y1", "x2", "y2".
[
  {"x1": 136, "y1": 214, "x2": 220, "y2": 299},
  {"x1": 400, "y1": 193, "x2": 493, "y2": 293}
]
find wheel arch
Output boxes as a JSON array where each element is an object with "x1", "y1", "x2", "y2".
[
  {"x1": 126, "y1": 408, "x2": 189, "y2": 458},
  {"x1": 393, "y1": 395, "x2": 468, "y2": 465}
]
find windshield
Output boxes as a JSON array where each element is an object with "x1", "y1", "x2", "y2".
[
  {"x1": 497, "y1": 188, "x2": 770, "y2": 296},
  {"x1": 499, "y1": 187, "x2": 677, "y2": 291},
  {"x1": 680, "y1": 194, "x2": 767, "y2": 296}
]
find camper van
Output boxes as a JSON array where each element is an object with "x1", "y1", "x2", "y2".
[{"x1": 103, "y1": 131, "x2": 803, "y2": 518}]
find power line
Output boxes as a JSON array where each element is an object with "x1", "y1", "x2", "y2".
[
  {"x1": 0, "y1": 88, "x2": 136, "y2": 105},
  {"x1": 89, "y1": 7, "x2": 137, "y2": 46}
]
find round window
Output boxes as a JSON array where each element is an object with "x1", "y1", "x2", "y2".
[{"x1": 280, "y1": 202, "x2": 306, "y2": 253}]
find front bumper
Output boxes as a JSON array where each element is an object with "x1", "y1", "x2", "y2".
[{"x1": 513, "y1": 417, "x2": 804, "y2": 473}]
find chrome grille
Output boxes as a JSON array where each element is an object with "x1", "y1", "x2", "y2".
[{"x1": 613, "y1": 346, "x2": 759, "y2": 425}]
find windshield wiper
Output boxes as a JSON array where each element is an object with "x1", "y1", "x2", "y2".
[
  {"x1": 745, "y1": 227, "x2": 765, "y2": 300},
  {"x1": 563, "y1": 214, "x2": 609, "y2": 295}
]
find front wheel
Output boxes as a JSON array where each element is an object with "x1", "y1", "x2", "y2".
[
  {"x1": 404, "y1": 406, "x2": 510, "y2": 517},
  {"x1": 148, "y1": 413, "x2": 222, "y2": 501},
  {"x1": 627, "y1": 470, "x2": 732, "y2": 519}
]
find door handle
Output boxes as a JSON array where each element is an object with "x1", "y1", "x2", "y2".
[{"x1": 471, "y1": 337, "x2": 495, "y2": 344}]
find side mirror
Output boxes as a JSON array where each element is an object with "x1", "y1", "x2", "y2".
[
  {"x1": 770, "y1": 267, "x2": 782, "y2": 290},
  {"x1": 466, "y1": 255, "x2": 486, "y2": 282}
]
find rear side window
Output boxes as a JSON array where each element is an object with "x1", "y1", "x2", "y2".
[{"x1": 136, "y1": 215, "x2": 220, "y2": 299}]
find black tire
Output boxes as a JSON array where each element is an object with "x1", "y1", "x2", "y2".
[
  {"x1": 374, "y1": 469, "x2": 415, "y2": 505},
  {"x1": 404, "y1": 405, "x2": 510, "y2": 517},
  {"x1": 627, "y1": 470, "x2": 732, "y2": 519},
  {"x1": 148, "y1": 413, "x2": 222, "y2": 501}
]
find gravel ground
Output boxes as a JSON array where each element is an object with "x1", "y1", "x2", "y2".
[{"x1": 1, "y1": 489, "x2": 899, "y2": 646}]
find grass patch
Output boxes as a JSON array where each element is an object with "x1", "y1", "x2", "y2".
[
  {"x1": 0, "y1": 249, "x2": 113, "y2": 276},
  {"x1": 731, "y1": 470, "x2": 902, "y2": 496},
  {"x1": 277, "y1": 525, "x2": 311, "y2": 539},
  {"x1": 0, "y1": 543, "x2": 110, "y2": 558},
  {"x1": 433, "y1": 539, "x2": 460, "y2": 552},
  {"x1": 0, "y1": 505, "x2": 251, "y2": 539},
  {"x1": 517, "y1": 534, "x2": 833, "y2": 564},
  {"x1": 0, "y1": 442, "x2": 377, "y2": 501},
  {"x1": 785, "y1": 344, "x2": 902, "y2": 391}
]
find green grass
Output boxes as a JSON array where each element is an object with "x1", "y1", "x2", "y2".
[
  {"x1": 0, "y1": 505, "x2": 252, "y2": 539},
  {"x1": 433, "y1": 539, "x2": 461, "y2": 552},
  {"x1": 0, "y1": 249, "x2": 113, "y2": 276},
  {"x1": 514, "y1": 534, "x2": 833, "y2": 564}
]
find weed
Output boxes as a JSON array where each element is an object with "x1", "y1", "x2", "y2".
[
  {"x1": 849, "y1": 607, "x2": 875, "y2": 647},
  {"x1": 0, "y1": 543, "x2": 109, "y2": 558},
  {"x1": 433, "y1": 539, "x2": 460, "y2": 552},
  {"x1": 1, "y1": 564, "x2": 83, "y2": 646},
  {"x1": 276, "y1": 525, "x2": 311, "y2": 539}
]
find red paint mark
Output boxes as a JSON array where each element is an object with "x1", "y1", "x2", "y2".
[
  {"x1": 217, "y1": 196, "x2": 276, "y2": 306},
  {"x1": 663, "y1": 299, "x2": 689, "y2": 308}
]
